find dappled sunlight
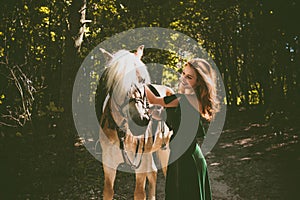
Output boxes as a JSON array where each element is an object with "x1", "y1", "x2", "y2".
[
  {"x1": 209, "y1": 118, "x2": 299, "y2": 199},
  {"x1": 214, "y1": 115, "x2": 300, "y2": 187},
  {"x1": 220, "y1": 143, "x2": 234, "y2": 148},
  {"x1": 227, "y1": 155, "x2": 236, "y2": 159},
  {"x1": 243, "y1": 143, "x2": 254, "y2": 147},
  {"x1": 235, "y1": 137, "x2": 253, "y2": 145},
  {"x1": 244, "y1": 123, "x2": 268, "y2": 131},
  {"x1": 87, "y1": 138, "x2": 95, "y2": 142},
  {"x1": 74, "y1": 137, "x2": 97, "y2": 147},
  {"x1": 239, "y1": 157, "x2": 251, "y2": 161},
  {"x1": 222, "y1": 129, "x2": 237, "y2": 134},
  {"x1": 265, "y1": 139, "x2": 298, "y2": 152},
  {"x1": 210, "y1": 162, "x2": 221, "y2": 166},
  {"x1": 220, "y1": 118, "x2": 299, "y2": 154},
  {"x1": 74, "y1": 137, "x2": 85, "y2": 147}
]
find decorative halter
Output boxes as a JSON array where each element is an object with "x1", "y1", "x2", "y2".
[
  {"x1": 96, "y1": 46, "x2": 166, "y2": 170},
  {"x1": 111, "y1": 81, "x2": 150, "y2": 170}
]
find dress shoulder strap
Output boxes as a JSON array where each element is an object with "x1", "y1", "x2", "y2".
[{"x1": 163, "y1": 94, "x2": 183, "y2": 104}]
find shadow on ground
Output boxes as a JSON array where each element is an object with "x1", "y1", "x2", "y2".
[{"x1": 0, "y1": 109, "x2": 299, "y2": 199}]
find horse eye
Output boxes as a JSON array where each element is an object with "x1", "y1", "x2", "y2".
[{"x1": 138, "y1": 76, "x2": 145, "y2": 83}]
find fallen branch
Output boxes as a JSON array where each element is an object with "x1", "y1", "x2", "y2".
[{"x1": 0, "y1": 60, "x2": 36, "y2": 127}]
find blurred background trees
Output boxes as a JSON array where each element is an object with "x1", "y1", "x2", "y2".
[
  {"x1": 0, "y1": 0, "x2": 299, "y2": 198},
  {"x1": 0, "y1": 0, "x2": 298, "y2": 130}
]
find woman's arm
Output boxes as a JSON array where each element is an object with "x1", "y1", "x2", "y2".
[{"x1": 145, "y1": 85, "x2": 179, "y2": 107}]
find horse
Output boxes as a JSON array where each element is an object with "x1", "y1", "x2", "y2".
[{"x1": 95, "y1": 45, "x2": 173, "y2": 200}]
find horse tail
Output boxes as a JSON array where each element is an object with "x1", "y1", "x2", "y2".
[{"x1": 95, "y1": 68, "x2": 109, "y2": 123}]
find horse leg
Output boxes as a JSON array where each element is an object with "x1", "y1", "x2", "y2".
[
  {"x1": 146, "y1": 171, "x2": 157, "y2": 200},
  {"x1": 134, "y1": 173, "x2": 147, "y2": 200},
  {"x1": 103, "y1": 164, "x2": 117, "y2": 200},
  {"x1": 156, "y1": 148, "x2": 170, "y2": 177}
]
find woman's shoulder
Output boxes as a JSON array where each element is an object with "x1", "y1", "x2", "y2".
[
  {"x1": 149, "y1": 84, "x2": 175, "y2": 96},
  {"x1": 163, "y1": 93, "x2": 183, "y2": 104},
  {"x1": 183, "y1": 94, "x2": 202, "y2": 113},
  {"x1": 164, "y1": 93, "x2": 196, "y2": 104}
]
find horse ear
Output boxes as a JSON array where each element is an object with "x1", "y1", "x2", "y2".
[
  {"x1": 99, "y1": 48, "x2": 113, "y2": 62},
  {"x1": 135, "y1": 45, "x2": 144, "y2": 59}
]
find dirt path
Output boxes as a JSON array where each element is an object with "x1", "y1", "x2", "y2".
[
  {"x1": 42, "y1": 143, "x2": 241, "y2": 200},
  {"x1": 34, "y1": 119, "x2": 298, "y2": 200},
  {"x1": 154, "y1": 153, "x2": 241, "y2": 200},
  {"x1": 209, "y1": 163, "x2": 241, "y2": 200},
  {"x1": 204, "y1": 113, "x2": 299, "y2": 200},
  {"x1": 3, "y1": 110, "x2": 298, "y2": 199}
]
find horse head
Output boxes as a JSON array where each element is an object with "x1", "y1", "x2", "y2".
[{"x1": 99, "y1": 45, "x2": 151, "y2": 136}]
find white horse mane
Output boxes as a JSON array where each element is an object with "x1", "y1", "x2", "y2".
[{"x1": 105, "y1": 49, "x2": 151, "y2": 102}]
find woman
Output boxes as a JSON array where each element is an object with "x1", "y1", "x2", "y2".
[{"x1": 145, "y1": 58, "x2": 219, "y2": 200}]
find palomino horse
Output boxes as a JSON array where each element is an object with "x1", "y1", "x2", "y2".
[{"x1": 96, "y1": 46, "x2": 173, "y2": 200}]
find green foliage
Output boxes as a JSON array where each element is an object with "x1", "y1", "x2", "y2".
[
  {"x1": 39, "y1": 6, "x2": 51, "y2": 15},
  {"x1": 0, "y1": 94, "x2": 5, "y2": 105},
  {"x1": 0, "y1": 0, "x2": 299, "y2": 127},
  {"x1": 248, "y1": 82, "x2": 261, "y2": 105},
  {"x1": 46, "y1": 101, "x2": 64, "y2": 113}
]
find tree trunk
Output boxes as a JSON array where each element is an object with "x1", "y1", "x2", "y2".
[{"x1": 57, "y1": 0, "x2": 87, "y2": 174}]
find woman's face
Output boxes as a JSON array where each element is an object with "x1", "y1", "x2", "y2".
[{"x1": 180, "y1": 63, "x2": 199, "y2": 90}]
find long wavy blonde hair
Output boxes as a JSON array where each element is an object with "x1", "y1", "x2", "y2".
[
  {"x1": 185, "y1": 58, "x2": 220, "y2": 121},
  {"x1": 105, "y1": 49, "x2": 150, "y2": 104}
]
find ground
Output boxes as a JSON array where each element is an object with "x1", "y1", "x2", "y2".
[{"x1": 0, "y1": 109, "x2": 299, "y2": 199}]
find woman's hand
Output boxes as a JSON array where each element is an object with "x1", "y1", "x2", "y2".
[
  {"x1": 145, "y1": 85, "x2": 163, "y2": 105},
  {"x1": 145, "y1": 85, "x2": 179, "y2": 107}
]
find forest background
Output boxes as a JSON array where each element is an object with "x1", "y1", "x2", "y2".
[{"x1": 0, "y1": 0, "x2": 299, "y2": 199}]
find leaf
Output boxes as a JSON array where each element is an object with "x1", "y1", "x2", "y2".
[
  {"x1": 16, "y1": 132, "x2": 22, "y2": 137},
  {"x1": 39, "y1": 6, "x2": 50, "y2": 15},
  {"x1": 0, "y1": 47, "x2": 4, "y2": 57},
  {"x1": 50, "y1": 31, "x2": 56, "y2": 42}
]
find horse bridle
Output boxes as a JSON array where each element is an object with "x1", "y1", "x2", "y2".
[
  {"x1": 127, "y1": 84, "x2": 168, "y2": 150},
  {"x1": 98, "y1": 82, "x2": 167, "y2": 170},
  {"x1": 110, "y1": 82, "x2": 150, "y2": 170}
]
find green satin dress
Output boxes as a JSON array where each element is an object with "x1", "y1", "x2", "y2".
[{"x1": 164, "y1": 94, "x2": 212, "y2": 200}]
